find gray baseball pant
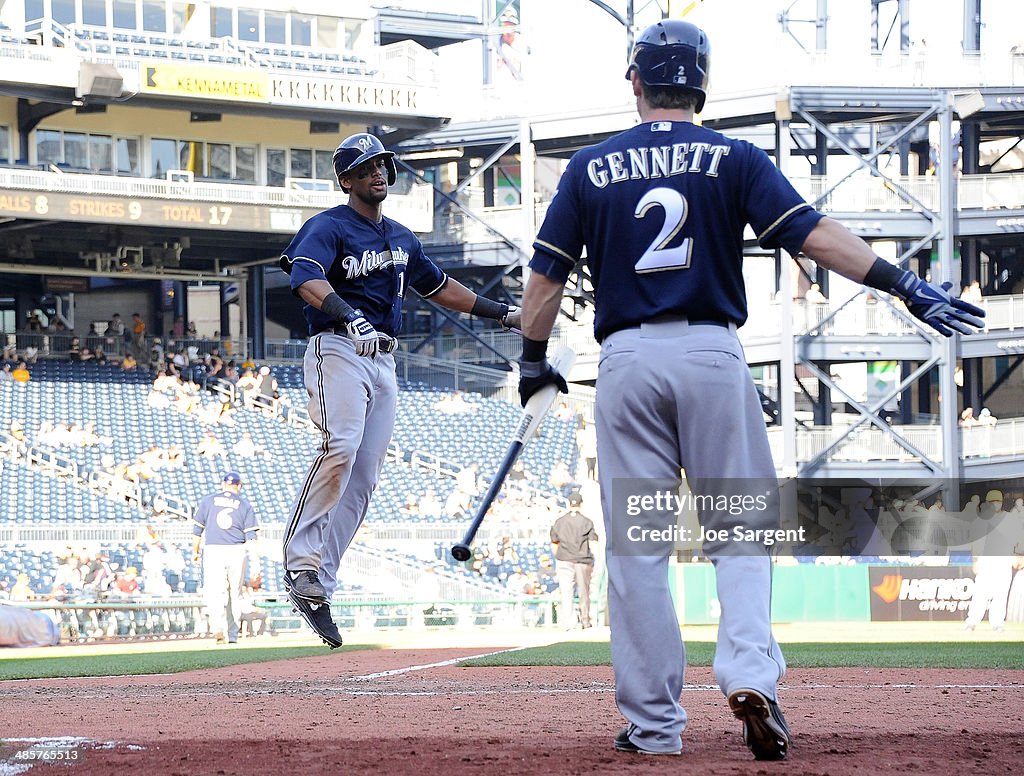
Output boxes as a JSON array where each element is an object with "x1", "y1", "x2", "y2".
[
  {"x1": 595, "y1": 318, "x2": 786, "y2": 754},
  {"x1": 202, "y1": 543, "x2": 246, "y2": 640},
  {"x1": 282, "y1": 334, "x2": 397, "y2": 598}
]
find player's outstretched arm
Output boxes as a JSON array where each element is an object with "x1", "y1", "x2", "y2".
[
  {"x1": 800, "y1": 217, "x2": 985, "y2": 337},
  {"x1": 430, "y1": 278, "x2": 519, "y2": 329}
]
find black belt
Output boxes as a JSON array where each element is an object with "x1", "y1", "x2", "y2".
[
  {"x1": 646, "y1": 314, "x2": 731, "y2": 328},
  {"x1": 320, "y1": 327, "x2": 398, "y2": 353}
]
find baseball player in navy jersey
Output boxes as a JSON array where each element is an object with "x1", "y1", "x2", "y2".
[
  {"x1": 517, "y1": 20, "x2": 984, "y2": 760},
  {"x1": 279, "y1": 132, "x2": 520, "y2": 648},
  {"x1": 192, "y1": 472, "x2": 260, "y2": 645}
]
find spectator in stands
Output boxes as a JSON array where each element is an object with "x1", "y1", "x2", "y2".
[
  {"x1": 0, "y1": 363, "x2": 12, "y2": 384},
  {"x1": 53, "y1": 555, "x2": 84, "y2": 595},
  {"x1": 83, "y1": 553, "x2": 115, "y2": 597},
  {"x1": 146, "y1": 384, "x2": 171, "y2": 409},
  {"x1": 130, "y1": 313, "x2": 146, "y2": 362},
  {"x1": 104, "y1": 313, "x2": 125, "y2": 338},
  {"x1": 549, "y1": 460, "x2": 573, "y2": 493},
  {"x1": 187, "y1": 321, "x2": 198, "y2": 337},
  {"x1": 233, "y1": 431, "x2": 266, "y2": 458},
  {"x1": 0, "y1": 579, "x2": 9, "y2": 600},
  {"x1": 92, "y1": 345, "x2": 108, "y2": 365},
  {"x1": 22, "y1": 345, "x2": 38, "y2": 364},
  {"x1": 978, "y1": 408, "x2": 997, "y2": 426},
  {"x1": 121, "y1": 353, "x2": 137, "y2": 370},
  {"x1": 12, "y1": 361, "x2": 30, "y2": 383},
  {"x1": 235, "y1": 368, "x2": 259, "y2": 403},
  {"x1": 1013, "y1": 498, "x2": 1024, "y2": 514},
  {"x1": 111, "y1": 568, "x2": 141, "y2": 597},
  {"x1": 257, "y1": 366, "x2": 279, "y2": 401},
  {"x1": 150, "y1": 338, "x2": 165, "y2": 367},
  {"x1": 434, "y1": 390, "x2": 475, "y2": 414},
  {"x1": 172, "y1": 315, "x2": 185, "y2": 338},
  {"x1": 25, "y1": 311, "x2": 43, "y2": 332},
  {"x1": 238, "y1": 573, "x2": 271, "y2": 638},
  {"x1": 2, "y1": 343, "x2": 17, "y2": 362},
  {"x1": 10, "y1": 573, "x2": 32, "y2": 600},
  {"x1": 67, "y1": 336, "x2": 81, "y2": 361},
  {"x1": 804, "y1": 282, "x2": 827, "y2": 305},
  {"x1": 420, "y1": 488, "x2": 442, "y2": 516},
  {"x1": 7, "y1": 421, "x2": 28, "y2": 456},
  {"x1": 959, "y1": 407, "x2": 977, "y2": 428},
  {"x1": 195, "y1": 430, "x2": 228, "y2": 459},
  {"x1": 554, "y1": 401, "x2": 575, "y2": 422}
]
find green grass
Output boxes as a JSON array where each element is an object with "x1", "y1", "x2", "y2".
[
  {"x1": 462, "y1": 641, "x2": 1024, "y2": 670},
  {"x1": 0, "y1": 644, "x2": 368, "y2": 681}
]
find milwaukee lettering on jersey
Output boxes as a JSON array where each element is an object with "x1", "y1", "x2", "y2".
[
  {"x1": 586, "y1": 143, "x2": 730, "y2": 188},
  {"x1": 341, "y1": 245, "x2": 410, "y2": 279}
]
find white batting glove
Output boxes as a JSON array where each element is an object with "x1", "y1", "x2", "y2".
[
  {"x1": 502, "y1": 305, "x2": 522, "y2": 332},
  {"x1": 345, "y1": 311, "x2": 380, "y2": 358}
]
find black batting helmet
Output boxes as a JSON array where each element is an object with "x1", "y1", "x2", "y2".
[
  {"x1": 625, "y1": 20, "x2": 711, "y2": 112},
  {"x1": 332, "y1": 132, "x2": 397, "y2": 190}
]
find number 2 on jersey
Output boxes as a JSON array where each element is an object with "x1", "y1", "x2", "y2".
[{"x1": 633, "y1": 187, "x2": 693, "y2": 274}]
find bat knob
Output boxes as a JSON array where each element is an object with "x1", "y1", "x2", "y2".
[{"x1": 450, "y1": 544, "x2": 472, "y2": 562}]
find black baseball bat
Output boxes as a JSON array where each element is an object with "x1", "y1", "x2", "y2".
[{"x1": 451, "y1": 346, "x2": 576, "y2": 562}]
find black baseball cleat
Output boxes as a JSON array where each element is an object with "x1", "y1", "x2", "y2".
[
  {"x1": 613, "y1": 725, "x2": 682, "y2": 756},
  {"x1": 287, "y1": 587, "x2": 343, "y2": 649},
  {"x1": 728, "y1": 688, "x2": 791, "y2": 760},
  {"x1": 283, "y1": 569, "x2": 328, "y2": 603}
]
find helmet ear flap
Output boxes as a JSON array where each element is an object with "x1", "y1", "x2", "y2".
[{"x1": 384, "y1": 156, "x2": 397, "y2": 186}]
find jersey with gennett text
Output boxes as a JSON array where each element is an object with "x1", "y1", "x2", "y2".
[
  {"x1": 280, "y1": 204, "x2": 448, "y2": 336},
  {"x1": 530, "y1": 120, "x2": 824, "y2": 342}
]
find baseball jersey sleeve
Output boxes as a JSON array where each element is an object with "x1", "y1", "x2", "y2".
[
  {"x1": 280, "y1": 215, "x2": 340, "y2": 294},
  {"x1": 740, "y1": 144, "x2": 824, "y2": 256},
  {"x1": 530, "y1": 158, "x2": 585, "y2": 284},
  {"x1": 406, "y1": 238, "x2": 448, "y2": 298},
  {"x1": 192, "y1": 495, "x2": 210, "y2": 537}
]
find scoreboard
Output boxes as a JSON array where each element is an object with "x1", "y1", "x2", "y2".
[{"x1": 0, "y1": 191, "x2": 311, "y2": 233}]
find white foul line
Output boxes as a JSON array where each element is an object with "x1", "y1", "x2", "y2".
[{"x1": 350, "y1": 646, "x2": 529, "y2": 681}]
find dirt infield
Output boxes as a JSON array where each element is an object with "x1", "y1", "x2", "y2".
[{"x1": 0, "y1": 647, "x2": 1022, "y2": 775}]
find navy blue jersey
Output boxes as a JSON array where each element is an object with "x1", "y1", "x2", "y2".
[
  {"x1": 531, "y1": 121, "x2": 824, "y2": 341},
  {"x1": 193, "y1": 489, "x2": 259, "y2": 546},
  {"x1": 280, "y1": 204, "x2": 448, "y2": 336}
]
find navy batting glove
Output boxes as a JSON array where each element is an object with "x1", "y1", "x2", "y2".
[
  {"x1": 518, "y1": 358, "x2": 568, "y2": 407},
  {"x1": 893, "y1": 272, "x2": 986, "y2": 337}
]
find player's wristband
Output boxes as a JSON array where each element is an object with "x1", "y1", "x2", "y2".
[
  {"x1": 321, "y1": 292, "x2": 358, "y2": 324},
  {"x1": 863, "y1": 257, "x2": 909, "y2": 295},
  {"x1": 521, "y1": 336, "x2": 548, "y2": 362},
  {"x1": 470, "y1": 296, "x2": 509, "y2": 321}
]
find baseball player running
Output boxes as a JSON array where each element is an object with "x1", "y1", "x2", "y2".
[
  {"x1": 192, "y1": 472, "x2": 260, "y2": 645},
  {"x1": 517, "y1": 20, "x2": 984, "y2": 760},
  {"x1": 279, "y1": 132, "x2": 520, "y2": 648}
]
